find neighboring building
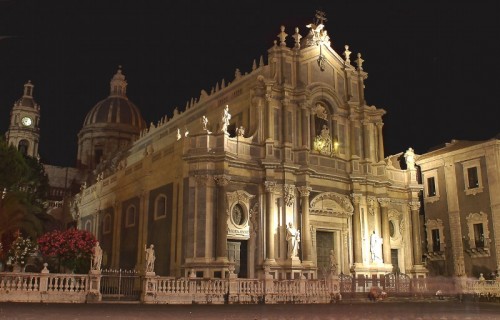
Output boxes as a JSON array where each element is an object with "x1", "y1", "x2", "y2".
[
  {"x1": 5, "y1": 81, "x2": 82, "y2": 227},
  {"x1": 74, "y1": 14, "x2": 427, "y2": 280},
  {"x1": 416, "y1": 136, "x2": 500, "y2": 278},
  {"x1": 43, "y1": 164, "x2": 82, "y2": 229}
]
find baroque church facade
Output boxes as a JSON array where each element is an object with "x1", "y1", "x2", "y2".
[
  {"x1": 10, "y1": 13, "x2": 498, "y2": 281},
  {"x1": 72, "y1": 15, "x2": 427, "y2": 280}
]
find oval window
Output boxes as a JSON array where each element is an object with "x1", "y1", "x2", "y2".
[
  {"x1": 389, "y1": 220, "x2": 395, "y2": 237},
  {"x1": 232, "y1": 204, "x2": 245, "y2": 226}
]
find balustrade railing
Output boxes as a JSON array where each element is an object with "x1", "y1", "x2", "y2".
[
  {"x1": 8, "y1": 268, "x2": 497, "y2": 304},
  {"x1": 0, "y1": 266, "x2": 92, "y2": 303}
]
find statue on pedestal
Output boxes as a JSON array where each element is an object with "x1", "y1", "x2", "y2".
[
  {"x1": 286, "y1": 222, "x2": 300, "y2": 259},
  {"x1": 145, "y1": 244, "x2": 156, "y2": 273},
  {"x1": 91, "y1": 241, "x2": 103, "y2": 271},
  {"x1": 370, "y1": 231, "x2": 383, "y2": 264}
]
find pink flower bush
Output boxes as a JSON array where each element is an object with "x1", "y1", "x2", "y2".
[{"x1": 37, "y1": 228, "x2": 96, "y2": 273}]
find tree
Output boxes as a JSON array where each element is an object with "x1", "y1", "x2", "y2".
[
  {"x1": 0, "y1": 136, "x2": 29, "y2": 191},
  {"x1": 38, "y1": 228, "x2": 97, "y2": 273},
  {"x1": 0, "y1": 136, "x2": 51, "y2": 256}
]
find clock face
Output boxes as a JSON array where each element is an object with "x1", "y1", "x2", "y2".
[{"x1": 21, "y1": 117, "x2": 32, "y2": 127}]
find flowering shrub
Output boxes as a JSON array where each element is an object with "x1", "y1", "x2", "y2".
[
  {"x1": 38, "y1": 228, "x2": 96, "y2": 273},
  {"x1": 7, "y1": 235, "x2": 38, "y2": 267}
]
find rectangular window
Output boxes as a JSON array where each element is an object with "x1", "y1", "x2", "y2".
[
  {"x1": 474, "y1": 223, "x2": 484, "y2": 248},
  {"x1": 427, "y1": 177, "x2": 436, "y2": 197},
  {"x1": 431, "y1": 229, "x2": 440, "y2": 252},
  {"x1": 467, "y1": 167, "x2": 479, "y2": 189}
]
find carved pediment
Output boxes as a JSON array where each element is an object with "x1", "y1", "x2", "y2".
[{"x1": 310, "y1": 192, "x2": 353, "y2": 217}]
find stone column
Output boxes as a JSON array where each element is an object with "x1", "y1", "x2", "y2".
[
  {"x1": 266, "y1": 95, "x2": 273, "y2": 139},
  {"x1": 137, "y1": 190, "x2": 150, "y2": 269},
  {"x1": 362, "y1": 120, "x2": 370, "y2": 160},
  {"x1": 302, "y1": 103, "x2": 310, "y2": 149},
  {"x1": 282, "y1": 99, "x2": 289, "y2": 144},
  {"x1": 298, "y1": 186, "x2": 312, "y2": 263},
  {"x1": 264, "y1": 181, "x2": 276, "y2": 262},
  {"x1": 378, "y1": 198, "x2": 391, "y2": 264},
  {"x1": 376, "y1": 122, "x2": 384, "y2": 162},
  {"x1": 248, "y1": 202, "x2": 260, "y2": 279},
  {"x1": 351, "y1": 194, "x2": 362, "y2": 264},
  {"x1": 410, "y1": 201, "x2": 423, "y2": 265},
  {"x1": 111, "y1": 201, "x2": 122, "y2": 268},
  {"x1": 214, "y1": 174, "x2": 231, "y2": 262},
  {"x1": 349, "y1": 115, "x2": 357, "y2": 158}
]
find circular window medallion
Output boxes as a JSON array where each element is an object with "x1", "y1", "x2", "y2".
[{"x1": 231, "y1": 204, "x2": 245, "y2": 226}]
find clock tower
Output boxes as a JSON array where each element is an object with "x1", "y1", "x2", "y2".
[{"x1": 6, "y1": 81, "x2": 41, "y2": 157}]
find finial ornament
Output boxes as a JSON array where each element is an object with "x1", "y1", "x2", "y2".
[
  {"x1": 293, "y1": 27, "x2": 302, "y2": 49},
  {"x1": 344, "y1": 45, "x2": 351, "y2": 65},
  {"x1": 278, "y1": 25, "x2": 287, "y2": 46},
  {"x1": 356, "y1": 53, "x2": 364, "y2": 71}
]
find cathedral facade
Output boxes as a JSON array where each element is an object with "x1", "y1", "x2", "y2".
[{"x1": 73, "y1": 16, "x2": 427, "y2": 280}]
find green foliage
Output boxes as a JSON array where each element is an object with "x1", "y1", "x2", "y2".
[
  {"x1": 0, "y1": 135, "x2": 51, "y2": 250},
  {"x1": 0, "y1": 137, "x2": 29, "y2": 191}
]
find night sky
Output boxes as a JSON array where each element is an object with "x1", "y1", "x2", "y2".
[{"x1": 0, "y1": 0, "x2": 498, "y2": 167}]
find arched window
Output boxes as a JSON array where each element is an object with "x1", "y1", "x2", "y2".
[
  {"x1": 84, "y1": 220, "x2": 92, "y2": 232},
  {"x1": 103, "y1": 214, "x2": 112, "y2": 234},
  {"x1": 18, "y1": 140, "x2": 29, "y2": 156},
  {"x1": 311, "y1": 102, "x2": 338, "y2": 156},
  {"x1": 154, "y1": 194, "x2": 167, "y2": 220},
  {"x1": 125, "y1": 205, "x2": 136, "y2": 227}
]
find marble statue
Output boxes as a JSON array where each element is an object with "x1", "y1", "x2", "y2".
[
  {"x1": 286, "y1": 222, "x2": 300, "y2": 258},
  {"x1": 145, "y1": 244, "x2": 156, "y2": 273}
]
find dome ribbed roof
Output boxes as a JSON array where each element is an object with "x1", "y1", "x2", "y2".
[
  {"x1": 82, "y1": 67, "x2": 146, "y2": 130},
  {"x1": 83, "y1": 96, "x2": 145, "y2": 128}
]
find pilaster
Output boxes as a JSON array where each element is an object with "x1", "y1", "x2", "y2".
[
  {"x1": 214, "y1": 174, "x2": 231, "y2": 262},
  {"x1": 298, "y1": 186, "x2": 312, "y2": 264}
]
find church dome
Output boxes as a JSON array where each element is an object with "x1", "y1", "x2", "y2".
[
  {"x1": 83, "y1": 96, "x2": 144, "y2": 128},
  {"x1": 82, "y1": 66, "x2": 146, "y2": 130},
  {"x1": 77, "y1": 66, "x2": 146, "y2": 171}
]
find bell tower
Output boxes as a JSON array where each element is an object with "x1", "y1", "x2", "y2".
[{"x1": 5, "y1": 81, "x2": 41, "y2": 157}]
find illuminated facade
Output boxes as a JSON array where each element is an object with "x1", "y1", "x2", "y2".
[{"x1": 74, "y1": 15, "x2": 428, "y2": 280}]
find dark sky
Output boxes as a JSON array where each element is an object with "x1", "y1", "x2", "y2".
[{"x1": 0, "y1": 0, "x2": 498, "y2": 167}]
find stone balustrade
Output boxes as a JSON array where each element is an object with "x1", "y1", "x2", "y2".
[
  {"x1": 462, "y1": 279, "x2": 500, "y2": 298},
  {"x1": 9, "y1": 268, "x2": 500, "y2": 303},
  {"x1": 0, "y1": 265, "x2": 96, "y2": 303},
  {"x1": 1, "y1": 267, "x2": 341, "y2": 304}
]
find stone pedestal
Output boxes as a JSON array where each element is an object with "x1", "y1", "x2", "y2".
[
  {"x1": 351, "y1": 262, "x2": 393, "y2": 276},
  {"x1": 87, "y1": 270, "x2": 102, "y2": 302},
  {"x1": 409, "y1": 264, "x2": 428, "y2": 278},
  {"x1": 141, "y1": 272, "x2": 157, "y2": 303},
  {"x1": 287, "y1": 257, "x2": 302, "y2": 267}
]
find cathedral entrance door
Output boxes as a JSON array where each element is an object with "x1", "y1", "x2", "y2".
[
  {"x1": 227, "y1": 240, "x2": 248, "y2": 278},
  {"x1": 316, "y1": 231, "x2": 334, "y2": 277}
]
